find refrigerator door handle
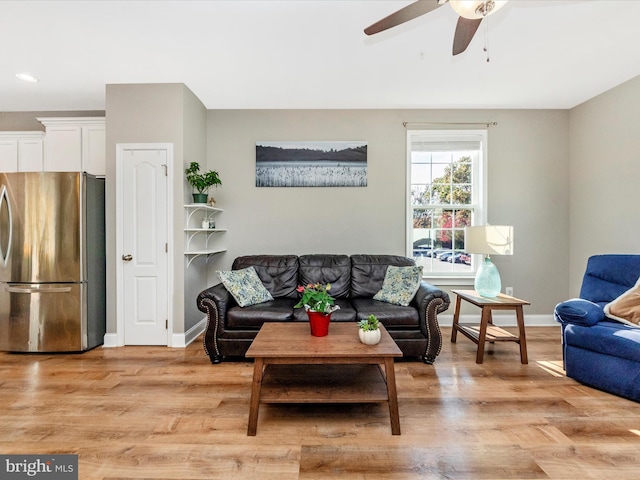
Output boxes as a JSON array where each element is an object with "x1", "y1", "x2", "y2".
[
  {"x1": 0, "y1": 184, "x2": 12, "y2": 267},
  {"x1": 5, "y1": 284, "x2": 73, "y2": 294}
]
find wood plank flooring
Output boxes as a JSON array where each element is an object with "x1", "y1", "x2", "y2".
[{"x1": 1, "y1": 327, "x2": 638, "y2": 479}]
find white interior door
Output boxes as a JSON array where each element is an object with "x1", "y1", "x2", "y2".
[{"x1": 117, "y1": 144, "x2": 170, "y2": 345}]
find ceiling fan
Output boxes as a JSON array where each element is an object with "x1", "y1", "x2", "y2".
[{"x1": 364, "y1": 0, "x2": 508, "y2": 56}]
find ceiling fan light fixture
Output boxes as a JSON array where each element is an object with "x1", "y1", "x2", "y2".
[{"x1": 449, "y1": 0, "x2": 508, "y2": 20}]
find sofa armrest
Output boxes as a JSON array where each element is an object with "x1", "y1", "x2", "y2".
[
  {"x1": 554, "y1": 298, "x2": 604, "y2": 327},
  {"x1": 412, "y1": 281, "x2": 450, "y2": 364},
  {"x1": 197, "y1": 283, "x2": 235, "y2": 363}
]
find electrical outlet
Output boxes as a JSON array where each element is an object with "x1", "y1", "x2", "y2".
[{"x1": 505, "y1": 287, "x2": 514, "y2": 296}]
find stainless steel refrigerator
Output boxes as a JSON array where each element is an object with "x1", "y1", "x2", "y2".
[{"x1": 0, "y1": 172, "x2": 105, "y2": 352}]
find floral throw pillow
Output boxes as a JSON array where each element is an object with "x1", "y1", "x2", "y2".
[
  {"x1": 373, "y1": 265, "x2": 423, "y2": 307},
  {"x1": 216, "y1": 266, "x2": 273, "y2": 307}
]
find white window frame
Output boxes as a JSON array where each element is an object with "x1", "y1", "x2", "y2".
[{"x1": 406, "y1": 129, "x2": 488, "y2": 284}]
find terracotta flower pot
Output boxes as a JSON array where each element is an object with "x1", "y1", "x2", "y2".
[{"x1": 307, "y1": 311, "x2": 331, "y2": 337}]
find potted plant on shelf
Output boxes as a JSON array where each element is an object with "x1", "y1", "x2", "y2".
[
  {"x1": 185, "y1": 161, "x2": 222, "y2": 204},
  {"x1": 358, "y1": 314, "x2": 381, "y2": 345},
  {"x1": 295, "y1": 283, "x2": 340, "y2": 337}
]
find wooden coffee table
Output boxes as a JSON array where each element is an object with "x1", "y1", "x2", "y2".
[{"x1": 245, "y1": 322, "x2": 403, "y2": 436}]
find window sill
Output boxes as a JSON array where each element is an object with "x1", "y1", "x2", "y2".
[{"x1": 422, "y1": 276, "x2": 475, "y2": 286}]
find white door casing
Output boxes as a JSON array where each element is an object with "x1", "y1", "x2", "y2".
[{"x1": 116, "y1": 143, "x2": 173, "y2": 345}]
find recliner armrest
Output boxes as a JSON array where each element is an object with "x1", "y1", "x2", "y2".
[{"x1": 554, "y1": 298, "x2": 604, "y2": 326}]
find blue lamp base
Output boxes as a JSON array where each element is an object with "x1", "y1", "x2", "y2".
[{"x1": 474, "y1": 256, "x2": 502, "y2": 298}]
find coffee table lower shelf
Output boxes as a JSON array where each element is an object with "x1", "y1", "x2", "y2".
[{"x1": 260, "y1": 364, "x2": 390, "y2": 403}]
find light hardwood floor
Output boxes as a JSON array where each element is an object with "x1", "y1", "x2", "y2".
[{"x1": 1, "y1": 327, "x2": 638, "y2": 479}]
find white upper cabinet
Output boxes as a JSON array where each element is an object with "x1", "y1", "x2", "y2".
[
  {"x1": 37, "y1": 117, "x2": 105, "y2": 176},
  {"x1": 82, "y1": 123, "x2": 106, "y2": 176},
  {"x1": 18, "y1": 135, "x2": 45, "y2": 171},
  {"x1": 0, "y1": 137, "x2": 18, "y2": 172},
  {"x1": 0, "y1": 132, "x2": 44, "y2": 172},
  {"x1": 42, "y1": 124, "x2": 82, "y2": 171}
]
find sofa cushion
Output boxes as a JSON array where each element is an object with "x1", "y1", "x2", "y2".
[
  {"x1": 298, "y1": 254, "x2": 351, "y2": 298},
  {"x1": 232, "y1": 255, "x2": 299, "y2": 299},
  {"x1": 226, "y1": 298, "x2": 297, "y2": 328},
  {"x1": 350, "y1": 254, "x2": 415, "y2": 298},
  {"x1": 373, "y1": 265, "x2": 422, "y2": 306},
  {"x1": 216, "y1": 266, "x2": 274, "y2": 307},
  {"x1": 604, "y1": 277, "x2": 640, "y2": 327},
  {"x1": 554, "y1": 298, "x2": 604, "y2": 326},
  {"x1": 351, "y1": 298, "x2": 419, "y2": 328},
  {"x1": 564, "y1": 321, "x2": 640, "y2": 363}
]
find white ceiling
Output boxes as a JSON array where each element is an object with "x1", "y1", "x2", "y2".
[{"x1": 2, "y1": 0, "x2": 640, "y2": 112}]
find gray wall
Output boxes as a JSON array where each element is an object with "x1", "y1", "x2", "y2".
[
  {"x1": 568, "y1": 75, "x2": 640, "y2": 295},
  {"x1": 207, "y1": 108, "x2": 570, "y2": 315},
  {"x1": 105, "y1": 83, "x2": 206, "y2": 338},
  {"x1": 0, "y1": 111, "x2": 104, "y2": 130},
  {"x1": 5, "y1": 74, "x2": 638, "y2": 336},
  {"x1": 182, "y1": 87, "x2": 209, "y2": 333}
]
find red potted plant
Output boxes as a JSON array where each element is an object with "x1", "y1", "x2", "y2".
[{"x1": 295, "y1": 283, "x2": 340, "y2": 336}]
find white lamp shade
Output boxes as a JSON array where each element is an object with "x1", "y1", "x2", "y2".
[
  {"x1": 449, "y1": 0, "x2": 508, "y2": 20},
  {"x1": 465, "y1": 225, "x2": 514, "y2": 256}
]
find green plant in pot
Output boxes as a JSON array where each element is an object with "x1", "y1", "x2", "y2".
[
  {"x1": 358, "y1": 314, "x2": 381, "y2": 345},
  {"x1": 295, "y1": 283, "x2": 340, "y2": 337},
  {"x1": 185, "y1": 161, "x2": 222, "y2": 204}
]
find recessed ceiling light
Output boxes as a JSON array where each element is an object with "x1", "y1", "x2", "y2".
[{"x1": 15, "y1": 73, "x2": 38, "y2": 83}]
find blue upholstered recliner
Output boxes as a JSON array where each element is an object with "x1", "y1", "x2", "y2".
[{"x1": 554, "y1": 254, "x2": 640, "y2": 402}]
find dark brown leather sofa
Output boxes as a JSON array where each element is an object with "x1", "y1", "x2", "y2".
[{"x1": 196, "y1": 254, "x2": 450, "y2": 364}]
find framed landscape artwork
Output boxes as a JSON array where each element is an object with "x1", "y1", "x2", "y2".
[{"x1": 256, "y1": 141, "x2": 367, "y2": 187}]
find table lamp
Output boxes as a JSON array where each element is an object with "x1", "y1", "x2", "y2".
[{"x1": 464, "y1": 225, "x2": 514, "y2": 298}]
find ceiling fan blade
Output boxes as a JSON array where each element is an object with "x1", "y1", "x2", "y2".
[
  {"x1": 364, "y1": 0, "x2": 445, "y2": 36},
  {"x1": 452, "y1": 17, "x2": 483, "y2": 55}
]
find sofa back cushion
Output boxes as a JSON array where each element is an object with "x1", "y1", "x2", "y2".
[
  {"x1": 232, "y1": 255, "x2": 299, "y2": 299},
  {"x1": 350, "y1": 254, "x2": 415, "y2": 299},
  {"x1": 580, "y1": 254, "x2": 640, "y2": 307},
  {"x1": 298, "y1": 254, "x2": 351, "y2": 298}
]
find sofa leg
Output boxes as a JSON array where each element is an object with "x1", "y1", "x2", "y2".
[
  {"x1": 421, "y1": 354, "x2": 435, "y2": 365},
  {"x1": 209, "y1": 355, "x2": 222, "y2": 364}
]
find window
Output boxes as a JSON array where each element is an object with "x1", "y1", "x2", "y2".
[{"x1": 407, "y1": 130, "x2": 487, "y2": 279}]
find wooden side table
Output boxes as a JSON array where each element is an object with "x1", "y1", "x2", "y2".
[{"x1": 451, "y1": 289, "x2": 530, "y2": 364}]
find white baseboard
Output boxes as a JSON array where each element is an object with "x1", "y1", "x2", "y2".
[
  {"x1": 102, "y1": 333, "x2": 120, "y2": 348},
  {"x1": 438, "y1": 313, "x2": 557, "y2": 327},
  {"x1": 171, "y1": 317, "x2": 207, "y2": 348},
  {"x1": 102, "y1": 317, "x2": 207, "y2": 349}
]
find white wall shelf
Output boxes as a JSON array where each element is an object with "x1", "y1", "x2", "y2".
[
  {"x1": 184, "y1": 204, "x2": 226, "y2": 267},
  {"x1": 184, "y1": 203, "x2": 222, "y2": 225}
]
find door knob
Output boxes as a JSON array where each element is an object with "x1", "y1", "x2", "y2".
[{"x1": 122, "y1": 254, "x2": 133, "y2": 261}]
